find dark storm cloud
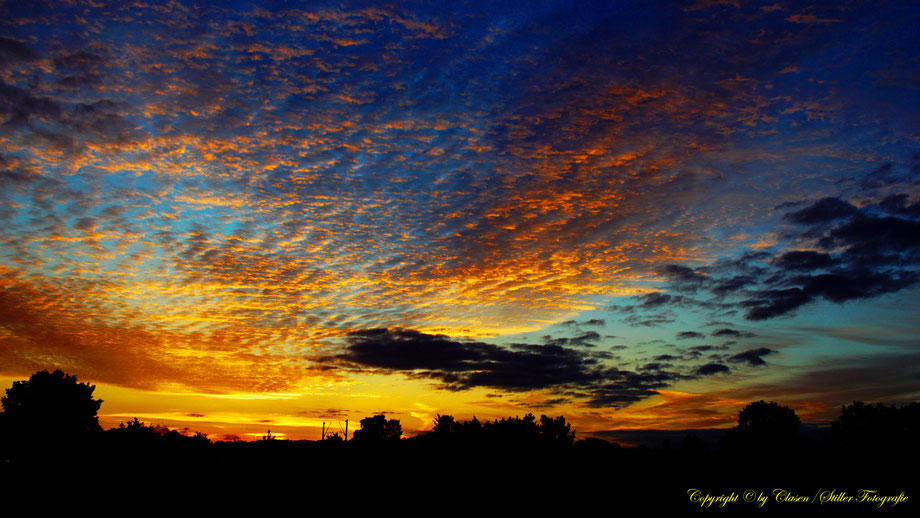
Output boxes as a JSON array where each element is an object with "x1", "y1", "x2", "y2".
[{"x1": 676, "y1": 331, "x2": 704, "y2": 340}]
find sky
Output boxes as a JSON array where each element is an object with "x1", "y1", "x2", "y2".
[{"x1": 1, "y1": 0, "x2": 919, "y2": 441}]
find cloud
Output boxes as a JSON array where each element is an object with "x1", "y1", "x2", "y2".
[
  {"x1": 773, "y1": 251, "x2": 836, "y2": 271},
  {"x1": 571, "y1": 331, "x2": 601, "y2": 347},
  {"x1": 727, "y1": 347, "x2": 774, "y2": 367},
  {"x1": 329, "y1": 328, "x2": 610, "y2": 391},
  {"x1": 676, "y1": 331, "x2": 704, "y2": 340},
  {"x1": 694, "y1": 363, "x2": 731, "y2": 376},
  {"x1": 783, "y1": 197, "x2": 859, "y2": 225},
  {"x1": 325, "y1": 328, "x2": 738, "y2": 406},
  {"x1": 618, "y1": 190, "x2": 920, "y2": 322},
  {"x1": 624, "y1": 312, "x2": 677, "y2": 327},
  {"x1": 0, "y1": 36, "x2": 37, "y2": 63},
  {"x1": 657, "y1": 266, "x2": 708, "y2": 293},
  {"x1": 711, "y1": 328, "x2": 755, "y2": 338},
  {"x1": 0, "y1": 265, "x2": 341, "y2": 392}
]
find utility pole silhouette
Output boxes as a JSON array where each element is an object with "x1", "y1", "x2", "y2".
[{"x1": 345, "y1": 419, "x2": 348, "y2": 442}]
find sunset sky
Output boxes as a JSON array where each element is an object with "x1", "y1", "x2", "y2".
[{"x1": 2, "y1": 0, "x2": 919, "y2": 441}]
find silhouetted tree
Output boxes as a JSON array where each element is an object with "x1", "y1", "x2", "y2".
[
  {"x1": 352, "y1": 414, "x2": 402, "y2": 442},
  {"x1": 1, "y1": 369, "x2": 103, "y2": 436},
  {"x1": 720, "y1": 400, "x2": 800, "y2": 453},
  {"x1": 833, "y1": 401, "x2": 920, "y2": 452},
  {"x1": 432, "y1": 413, "x2": 458, "y2": 435},
  {"x1": 483, "y1": 413, "x2": 540, "y2": 445},
  {"x1": 736, "y1": 400, "x2": 800, "y2": 436},
  {"x1": 538, "y1": 415, "x2": 575, "y2": 447}
]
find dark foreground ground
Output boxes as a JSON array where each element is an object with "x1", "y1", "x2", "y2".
[{"x1": 1, "y1": 436, "x2": 914, "y2": 514}]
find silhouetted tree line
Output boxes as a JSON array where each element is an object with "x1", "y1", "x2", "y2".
[
  {"x1": 421, "y1": 413, "x2": 575, "y2": 449},
  {"x1": 833, "y1": 400, "x2": 920, "y2": 451},
  {"x1": 1, "y1": 368, "x2": 918, "y2": 501}
]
